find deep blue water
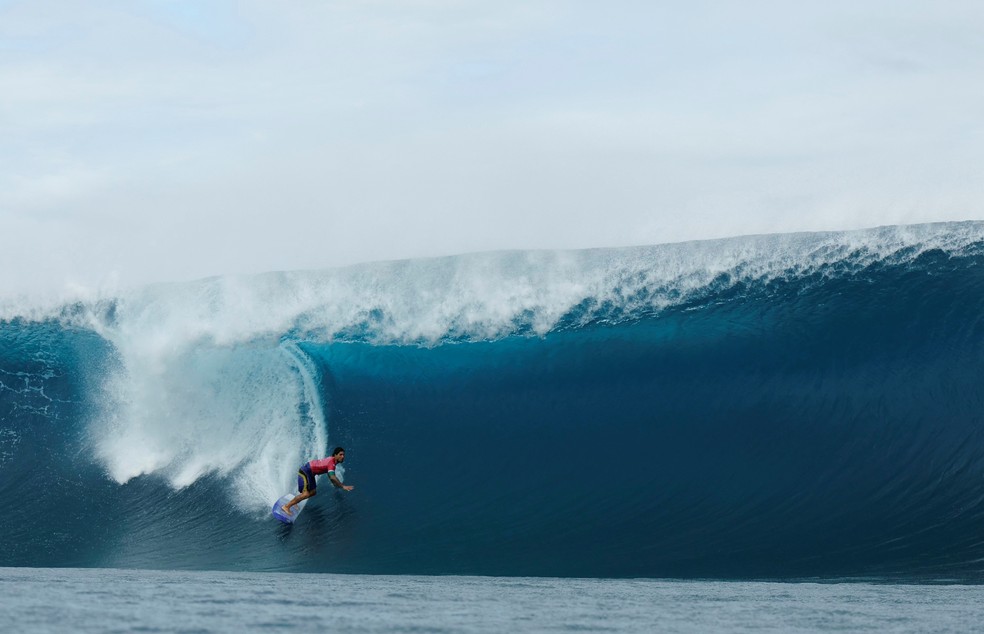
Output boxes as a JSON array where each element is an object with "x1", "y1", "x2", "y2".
[{"x1": 2, "y1": 222, "x2": 984, "y2": 579}]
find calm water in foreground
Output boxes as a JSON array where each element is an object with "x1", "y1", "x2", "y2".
[{"x1": 3, "y1": 567, "x2": 984, "y2": 633}]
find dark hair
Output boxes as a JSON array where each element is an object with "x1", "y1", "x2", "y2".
[{"x1": 332, "y1": 446, "x2": 345, "y2": 456}]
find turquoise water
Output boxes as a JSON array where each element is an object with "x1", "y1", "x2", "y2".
[{"x1": 3, "y1": 567, "x2": 984, "y2": 633}]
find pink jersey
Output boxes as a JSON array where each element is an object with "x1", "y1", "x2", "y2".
[{"x1": 309, "y1": 456, "x2": 337, "y2": 475}]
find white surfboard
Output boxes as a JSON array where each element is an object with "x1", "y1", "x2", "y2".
[{"x1": 272, "y1": 494, "x2": 307, "y2": 524}]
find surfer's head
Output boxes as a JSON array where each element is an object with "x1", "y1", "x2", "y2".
[{"x1": 332, "y1": 446, "x2": 346, "y2": 462}]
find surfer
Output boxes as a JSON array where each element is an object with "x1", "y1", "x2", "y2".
[{"x1": 282, "y1": 446, "x2": 354, "y2": 516}]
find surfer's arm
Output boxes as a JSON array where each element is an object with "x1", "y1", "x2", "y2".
[{"x1": 328, "y1": 473, "x2": 354, "y2": 491}]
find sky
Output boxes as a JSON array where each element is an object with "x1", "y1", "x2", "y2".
[{"x1": 2, "y1": 0, "x2": 984, "y2": 298}]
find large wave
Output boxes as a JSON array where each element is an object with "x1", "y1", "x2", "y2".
[{"x1": 2, "y1": 221, "x2": 984, "y2": 578}]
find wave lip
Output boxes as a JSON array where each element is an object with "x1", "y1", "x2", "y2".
[{"x1": 2, "y1": 222, "x2": 980, "y2": 344}]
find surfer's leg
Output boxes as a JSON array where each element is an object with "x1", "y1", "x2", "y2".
[
  {"x1": 284, "y1": 468, "x2": 317, "y2": 513},
  {"x1": 283, "y1": 489, "x2": 315, "y2": 514},
  {"x1": 283, "y1": 491, "x2": 305, "y2": 513}
]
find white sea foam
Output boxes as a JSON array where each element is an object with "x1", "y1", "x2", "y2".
[
  {"x1": 5, "y1": 222, "x2": 981, "y2": 510},
  {"x1": 66, "y1": 221, "x2": 983, "y2": 345},
  {"x1": 88, "y1": 334, "x2": 326, "y2": 511}
]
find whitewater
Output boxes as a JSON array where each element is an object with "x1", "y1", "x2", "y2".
[{"x1": 2, "y1": 221, "x2": 984, "y2": 578}]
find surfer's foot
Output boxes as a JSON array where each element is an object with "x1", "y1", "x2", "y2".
[{"x1": 282, "y1": 505, "x2": 293, "y2": 515}]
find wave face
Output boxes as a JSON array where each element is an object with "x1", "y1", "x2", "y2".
[{"x1": 3, "y1": 222, "x2": 984, "y2": 578}]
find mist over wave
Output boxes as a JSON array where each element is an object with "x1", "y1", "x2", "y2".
[{"x1": 2, "y1": 221, "x2": 984, "y2": 578}]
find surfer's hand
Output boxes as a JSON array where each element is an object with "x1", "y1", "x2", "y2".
[{"x1": 343, "y1": 485, "x2": 354, "y2": 492}]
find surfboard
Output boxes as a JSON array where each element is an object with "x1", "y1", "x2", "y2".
[{"x1": 272, "y1": 494, "x2": 306, "y2": 524}]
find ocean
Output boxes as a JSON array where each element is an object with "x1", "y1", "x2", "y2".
[
  {"x1": 4, "y1": 567, "x2": 984, "y2": 633},
  {"x1": 3, "y1": 221, "x2": 984, "y2": 629}
]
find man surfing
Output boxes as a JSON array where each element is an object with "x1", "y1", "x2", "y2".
[{"x1": 281, "y1": 446, "x2": 355, "y2": 517}]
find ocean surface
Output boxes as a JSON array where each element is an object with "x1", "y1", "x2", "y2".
[
  {"x1": 4, "y1": 567, "x2": 984, "y2": 633},
  {"x1": 2, "y1": 221, "x2": 984, "y2": 582}
]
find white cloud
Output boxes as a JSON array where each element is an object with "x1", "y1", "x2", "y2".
[{"x1": 1, "y1": 0, "x2": 983, "y2": 298}]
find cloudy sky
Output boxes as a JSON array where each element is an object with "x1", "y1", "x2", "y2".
[{"x1": 2, "y1": 0, "x2": 983, "y2": 297}]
